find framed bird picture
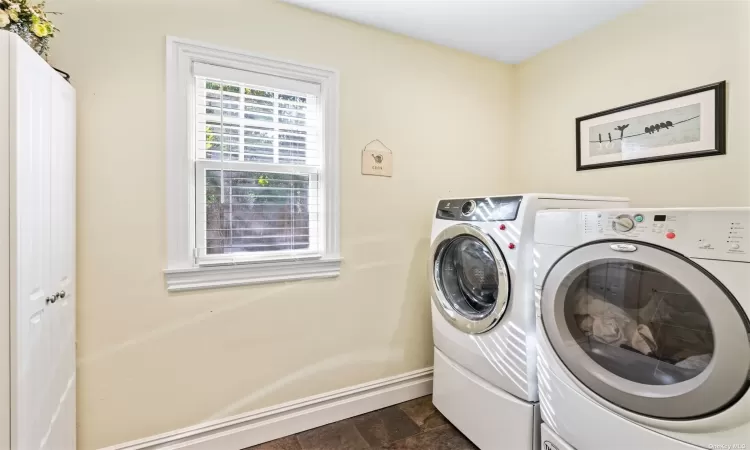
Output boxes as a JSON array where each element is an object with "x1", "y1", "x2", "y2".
[{"x1": 575, "y1": 81, "x2": 726, "y2": 171}]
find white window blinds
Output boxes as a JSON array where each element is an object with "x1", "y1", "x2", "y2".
[{"x1": 193, "y1": 63, "x2": 324, "y2": 264}]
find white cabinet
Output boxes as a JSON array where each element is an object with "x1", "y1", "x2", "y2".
[{"x1": 0, "y1": 31, "x2": 76, "y2": 450}]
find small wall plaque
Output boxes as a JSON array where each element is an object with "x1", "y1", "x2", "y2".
[{"x1": 361, "y1": 139, "x2": 393, "y2": 177}]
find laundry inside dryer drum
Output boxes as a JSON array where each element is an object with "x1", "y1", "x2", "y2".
[
  {"x1": 439, "y1": 236, "x2": 499, "y2": 320},
  {"x1": 562, "y1": 260, "x2": 714, "y2": 386}
]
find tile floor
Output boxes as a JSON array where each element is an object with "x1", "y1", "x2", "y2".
[{"x1": 244, "y1": 395, "x2": 478, "y2": 450}]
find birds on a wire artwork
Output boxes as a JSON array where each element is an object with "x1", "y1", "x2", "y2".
[
  {"x1": 595, "y1": 117, "x2": 693, "y2": 143},
  {"x1": 644, "y1": 120, "x2": 674, "y2": 134}
]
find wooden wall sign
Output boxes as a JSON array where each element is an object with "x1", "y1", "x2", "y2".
[{"x1": 361, "y1": 139, "x2": 393, "y2": 177}]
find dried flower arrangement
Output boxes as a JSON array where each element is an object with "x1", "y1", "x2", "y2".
[{"x1": 0, "y1": 0, "x2": 58, "y2": 57}]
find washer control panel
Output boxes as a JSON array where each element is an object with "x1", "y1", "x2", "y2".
[
  {"x1": 579, "y1": 209, "x2": 749, "y2": 263},
  {"x1": 436, "y1": 196, "x2": 523, "y2": 222}
]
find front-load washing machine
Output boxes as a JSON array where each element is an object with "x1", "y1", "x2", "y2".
[
  {"x1": 429, "y1": 194, "x2": 628, "y2": 450},
  {"x1": 534, "y1": 208, "x2": 750, "y2": 450}
]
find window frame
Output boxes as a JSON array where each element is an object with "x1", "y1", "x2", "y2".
[{"x1": 165, "y1": 37, "x2": 340, "y2": 291}]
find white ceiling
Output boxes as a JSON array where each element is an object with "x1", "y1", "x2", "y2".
[{"x1": 281, "y1": 0, "x2": 647, "y2": 63}]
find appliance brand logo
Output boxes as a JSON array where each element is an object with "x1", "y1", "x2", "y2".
[
  {"x1": 543, "y1": 441, "x2": 559, "y2": 450},
  {"x1": 610, "y1": 243, "x2": 638, "y2": 252}
]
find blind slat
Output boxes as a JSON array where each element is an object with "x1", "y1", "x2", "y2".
[
  {"x1": 206, "y1": 234, "x2": 314, "y2": 240},
  {"x1": 199, "y1": 135, "x2": 322, "y2": 146},
  {"x1": 207, "y1": 227, "x2": 312, "y2": 231},
  {"x1": 198, "y1": 91, "x2": 317, "y2": 109},
  {"x1": 193, "y1": 62, "x2": 321, "y2": 95},
  {"x1": 203, "y1": 186, "x2": 319, "y2": 192},
  {"x1": 197, "y1": 113, "x2": 319, "y2": 135},
  {"x1": 204, "y1": 243, "x2": 314, "y2": 250},
  {"x1": 199, "y1": 142, "x2": 321, "y2": 154},
  {"x1": 197, "y1": 97, "x2": 317, "y2": 113},
  {"x1": 197, "y1": 112, "x2": 319, "y2": 132},
  {"x1": 198, "y1": 212, "x2": 321, "y2": 217},
  {"x1": 198, "y1": 107, "x2": 320, "y2": 125},
  {"x1": 197, "y1": 121, "x2": 320, "y2": 136}
]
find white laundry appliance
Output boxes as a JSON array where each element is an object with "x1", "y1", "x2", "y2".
[
  {"x1": 429, "y1": 194, "x2": 628, "y2": 450},
  {"x1": 534, "y1": 208, "x2": 750, "y2": 450}
]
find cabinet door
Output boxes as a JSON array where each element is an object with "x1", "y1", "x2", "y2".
[
  {"x1": 46, "y1": 73, "x2": 76, "y2": 450},
  {"x1": 11, "y1": 38, "x2": 53, "y2": 450}
]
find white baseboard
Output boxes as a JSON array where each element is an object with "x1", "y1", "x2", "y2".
[{"x1": 103, "y1": 367, "x2": 433, "y2": 450}]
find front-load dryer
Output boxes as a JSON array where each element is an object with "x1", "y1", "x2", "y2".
[
  {"x1": 429, "y1": 194, "x2": 628, "y2": 450},
  {"x1": 534, "y1": 208, "x2": 750, "y2": 450}
]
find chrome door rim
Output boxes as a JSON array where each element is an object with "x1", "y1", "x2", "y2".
[
  {"x1": 541, "y1": 241, "x2": 750, "y2": 419},
  {"x1": 429, "y1": 224, "x2": 510, "y2": 334}
]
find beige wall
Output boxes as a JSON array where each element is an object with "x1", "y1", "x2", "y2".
[
  {"x1": 45, "y1": 0, "x2": 515, "y2": 448},
  {"x1": 512, "y1": 0, "x2": 750, "y2": 206},
  {"x1": 43, "y1": 0, "x2": 750, "y2": 448}
]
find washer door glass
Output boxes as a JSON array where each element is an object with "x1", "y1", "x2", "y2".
[
  {"x1": 563, "y1": 260, "x2": 713, "y2": 385},
  {"x1": 430, "y1": 224, "x2": 510, "y2": 334},
  {"x1": 439, "y1": 236, "x2": 499, "y2": 320}
]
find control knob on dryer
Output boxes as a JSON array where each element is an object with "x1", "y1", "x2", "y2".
[{"x1": 612, "y1": 214, "x2": 635, "y2": 233}]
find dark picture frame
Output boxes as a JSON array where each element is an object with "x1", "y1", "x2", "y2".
[{"x1": 575, "y1": 81, "x2": 726, "y2": 171}]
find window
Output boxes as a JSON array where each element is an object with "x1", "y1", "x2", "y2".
[
  {"x1": 165, "y1": 38, "x2": 340, "y2": 291},
  {"x1": 194, "y1": 63, "x2": 323, "y2": 262}
]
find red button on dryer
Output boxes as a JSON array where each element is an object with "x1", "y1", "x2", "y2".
[
  {"x1": 666, "y1": 232, "x2": 676, "y2": 239},
  {"x1": 499, "y1": 224, "x2": 506, "y2": 230},
  {"x1": 508, "y1": 243, "x2": 516, "y2": 250}
]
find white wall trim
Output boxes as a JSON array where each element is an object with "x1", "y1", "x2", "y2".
[
  {"x1": 164, "y1": 36, "x2": 341, "y2": 291},
  {"x1": 164, "y1": 256, "x2": 342, "y2": 292},
  {"x1": 102, "y1": 367, "x2": 433, "y2": 450}
]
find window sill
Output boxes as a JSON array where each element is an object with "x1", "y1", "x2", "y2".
[{"x1": 164, "y1": 257, "x2": 342, "y2": 292}]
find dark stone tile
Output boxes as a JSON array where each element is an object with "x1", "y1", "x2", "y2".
[
  {"x1": 398, "y1": 396, "x2": 448, "y2": 431},
  {"x1": 243, "y1": 435, "x2": 301, "y2": 450},
  {"x1": 296, "y1": 420, "x2": 370, "y2": 450},
  {"x1": 351, "y1": 405, "x2": 422, "y2": 446},
  {"x1": 380, "y1": 424, "x2": 478, "y2": 450}
]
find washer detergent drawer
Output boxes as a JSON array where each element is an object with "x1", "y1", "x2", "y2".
[
  {"x1": 433, "y1": 348, "x2": 540, "y2": 450},
  {"x1": 542, "y1": 423, "x2": 576, "y2": 450}
]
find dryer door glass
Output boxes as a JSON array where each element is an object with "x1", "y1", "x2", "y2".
[
  {"x1": 562, "y1": 260, "x2": 712, "y2": 385},
  {"x1": 439, "y1": 236, "x2": 498, "y2": 319},
  {"x1": 541, "y1": 242, "x2": 750, "y2": 419}
]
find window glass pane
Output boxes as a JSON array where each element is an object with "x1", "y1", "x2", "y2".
[
  {"x1": 203, "y1": 170, "x2": 317, "y2": 255},
  {"x1": 279, "y1": 129, "x2": 307, "y2": 164},
  {"x1": 562, "y1": 260, "x2": 714, "y2": 385},
  {"x1": 195, "y1": 73, "x2": 323, "y2": 258},
  {"x1": 196, "y1": 77, "x2": 319, "y2": 166}
]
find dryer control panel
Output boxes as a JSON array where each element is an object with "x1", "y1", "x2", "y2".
[
  {"x1": 688, "y1": 210, "x2": 747, "y2": 262},
  {"x1": 536, "y1": 208, "x2": 750, "y2": 263},
  {"x1": 436, "y1": 196, "x2": 522, "y2": 222},
  {"x1": 579, "y1": 209, "x2": 749, "y2": 263}
]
